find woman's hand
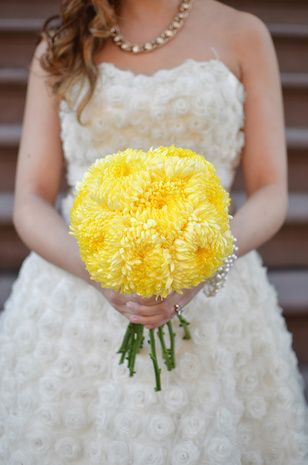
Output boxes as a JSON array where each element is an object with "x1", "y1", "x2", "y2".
[
  {"x1": 123, "y1": 280, "x2": 206, "y2": 329},
  {"x1": 91, "y1": 282, "x2": 160, "y2": 318},
  {"x1": 93, "y1": 279, "x2": 206, "y2": 328}
]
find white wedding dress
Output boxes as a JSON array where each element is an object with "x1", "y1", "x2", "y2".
[{"x1": 1, "y1": 58, "x2": 308, "y2": 465}]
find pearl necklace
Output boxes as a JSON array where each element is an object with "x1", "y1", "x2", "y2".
[{"x1": 110, "y1": 0, "x2": 194, "y2": 54}]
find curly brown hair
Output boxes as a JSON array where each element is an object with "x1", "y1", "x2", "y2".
[{"x1": 39, "y1": 0, "x2": 119, "y2": 123}]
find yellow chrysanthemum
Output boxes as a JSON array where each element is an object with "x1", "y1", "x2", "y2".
[{"x1": 70, "y1": 145, "x2": 234, "y2": 298}]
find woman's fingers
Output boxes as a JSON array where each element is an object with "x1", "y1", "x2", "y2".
[
  {"x1": 106, "y1": 288, "x2": 195, "y2": 329},
  {"x1": 129, "y1": 313, "x2": 172, "y2": 329},
  {"x1": 110, "y1": 303, "x2": 168, "y2": 329},
  {"x1": 126, "y1": 301, "x2": 170, "y2": 317},
  {"x1": 126, "y1": 301, "x2": 177, "y2": 325}
]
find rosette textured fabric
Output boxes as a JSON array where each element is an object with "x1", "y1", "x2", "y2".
[{"x1": 0, "y1": 58, "x2": 307, "y2": 464}]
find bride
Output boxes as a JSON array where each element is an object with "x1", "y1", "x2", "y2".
[{"x1": 1, "y1": 0, "x2": 308, "y2": 463}]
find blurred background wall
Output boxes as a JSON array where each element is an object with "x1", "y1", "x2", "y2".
[{"x1": 0, "y1": 0, "x2": 307, "y2": 393}]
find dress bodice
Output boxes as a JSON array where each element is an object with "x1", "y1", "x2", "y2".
[{"x1": 59, "y1": 58, "x2": 246, "y2": 195}]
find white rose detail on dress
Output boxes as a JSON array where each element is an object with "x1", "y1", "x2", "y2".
[
  {"x1": 8, "y1": 450, "x2": 32, "y2": 465},
  {"x1": 14, "y1": 323, "x2": 38, "y2": 352},
  {"x1": 195, "y1": 380, "x2": 220, "y2": 413},
  {"x1": 38, "y1": 404, "x2": 61, "y2": 427},
  {"x1": 107, "y1": 440, "x2": 132, "y2": 465},
  {"x1": 178, "y1": 353, "x2": 201, "y2": 380},
  {"x1": 82, "y1": 353, "x2": 107, "y2": 378},
  {"x1": 147, "y1": 414, "x2": 175, "y2": 441},
  {"x1": 54, "y1": 436, "x2": 82, "y2": 460},
  {"x1": 111, "y1": 357, "x2": 130, "y2": 382},
  {"x1": 53, "y1": 350, "x2": 80, "y2": 379},
  {"x1": 134, "y1": 443, "x2": 166, "y2": 465},
  {"x1": 39, "y1": 309, "x2": 63, "y2": 339},
  {"x1": 24, "y1": 298, "x2": 44, "y2": 318},
  {"x1": 0, "y1": 421, "x2": 5, "y2": 438},
  {"x1": 1, "y1": 377, "x2": 14, "y2": 411},
  {"x1": 237, "y1": 423, "x2": 254, "y2": 448},
  {"x1": 211, "y1": 347, "x2": 233, "y2": 375},
  {"x1": 238, "y1": 369, "x2": 259, "y2": 394},
  {"x1": 98, "y1": 382, "x2": 123, "y2": 409},
  {"x1": 233, "y1": 342, "x2": 252, "y2": 369},
  {"x1": 94, "y1": 408, "x2": 111, "y2": 434},
  {"x1": 266, "y1": 445, "x2": 286, "y2": 465},
  {"x1": 49, "y1": 279, "x2": 75, "y2": 314},
  {"x1": 222, "y1": 317, "x2": 243, "y2": 342},
  {"x1": 85, "y1": 441, "x2": 108, "y2": 465},
  {"x1": 63, "y1": 319, "x2": 93, "y2": 351},
  {"x1": 17, "y1": 390, "x2": 38, "y2": 413},
  {"x1": 192, "y1": 320, "x2": 219, "y2": 349},
  {"x1": 0, "y1": 437, "x2": 10, "y2": 463},
  {"x1": 39, "y1": 376, "x2": 64, "y2": 402},
  {"x1": 63, "y1": 403, "x2": 89, "y2": 431},
  {"x1": 126, "y1": 384, "x2": 157, "y2": 409},
  {"x1": 205, "y1": 435, "x2": 233, "y2": 462},
  {"x1": 180, "y1": 410, "x2": 206, "y2": 439},
  {"x1": 171, "y1": 440, "x2": 200, "y2": 465},
  {"x1": 241, "y1": 451, "x2": 263, "y2": 465},
  {"x1": 163, "y1": 385, "x2": 189, "y2": 412},
  {"x1": 214, "y1": 407, "x2": 235, "y2": 433},
  {"x1": 245, "y1": 395, "x2": 267, "y2": 419},
  {"x1": 33, "y1": 340, "x2": 57, "y2": 365},
  {"x1": 171, "y1": 97, "x2": 189, "y2": 116},
  {"x1": 93, "y1": 327, "x2": 117, "y2": 352},
  {"x1": 15, "y1": 358, "x2": 38, "y2": 385},
  {"x1": 26, "y1": 427, "x2": 52, "y2": 455},
  {"x1": 113, "y1": 410, "x2": 142, "y2": 439},
  {"x1": 70, "y1": 381, "x2": 96, "y2": 403}
]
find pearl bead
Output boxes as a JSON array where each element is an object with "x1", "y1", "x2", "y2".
[
  {"x1": 202, "y1": 236, "x2": 238, "y2": 298},
  {"x1": 144, "y1": 42, "x2": 153, "y2": 51},
  {"x1": 132, "y1": 45, "x2": 141, "y2": 53},
  {"x1": 156, "y1": 37, "x2": 164, "y2": 45}
]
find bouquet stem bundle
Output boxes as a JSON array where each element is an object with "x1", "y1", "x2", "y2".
[{"x1": 117, "y1": 314, "x2": 191, "y2": 391}]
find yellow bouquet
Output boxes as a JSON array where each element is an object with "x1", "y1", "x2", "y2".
[{"x1": 70, "y1": 146, "x2": 234, "y2": 390}]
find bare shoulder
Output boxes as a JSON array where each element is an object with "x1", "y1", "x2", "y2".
[
  {"x1": 225, "y1": 9, "x2": 275, "y2": 72},
  {"x1": 195, "y1": 1, "x2": 274, "y2": 78},
  {"x1": 202, "y1": 1, "x2": 272, "y2": 50},
  {"x1": 29, "y1": 37, "x2": 50, "y2": 76},
  {"x1": 216, "y1": 6, "x2": 277, "y2": 81},
  {"x1": 231, "y1": 9, "x2": 272, "y2": 47}
]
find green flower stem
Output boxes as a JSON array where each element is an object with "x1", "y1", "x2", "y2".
[
  {"x1": 127, "y1": 327, "x2": 137, "y2": 371},
  {"x1": 166, "y1": 321, "x2": 176, "y2": 369},
  {"x1": 157, "y1": 325, "x2": 173, "y2": 370},
  {"x1": 149, "y1": 329, "x2": 162, "y2": 392},
  {"x1": 177, "y1": 314, "x2": 191, "y2": 340},
  {"x1": 128, "y1": 324, "x2": 144, "y2": 376},
  {"x1": 118, "y1": 322, "x2": 134, "y2": 364}
]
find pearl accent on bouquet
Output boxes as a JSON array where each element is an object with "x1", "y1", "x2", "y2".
[{"x1": 203, "y1": 235, "x2": 239, "y2": 297}]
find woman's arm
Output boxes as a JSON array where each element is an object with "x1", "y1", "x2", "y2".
[
  {"x1": 230, "y1": 12, "x2": 288, "y2": 257},
  {"x1": 13, "y1": 40, "x2": 91, "y2": 283},
  {"x1": 13, "y1": 39, "x2": 146, "y2": 315}
]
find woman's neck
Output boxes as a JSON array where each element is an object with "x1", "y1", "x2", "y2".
[{"x1": 118, "y1": 0, "x2": 181, "y2": 23}]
